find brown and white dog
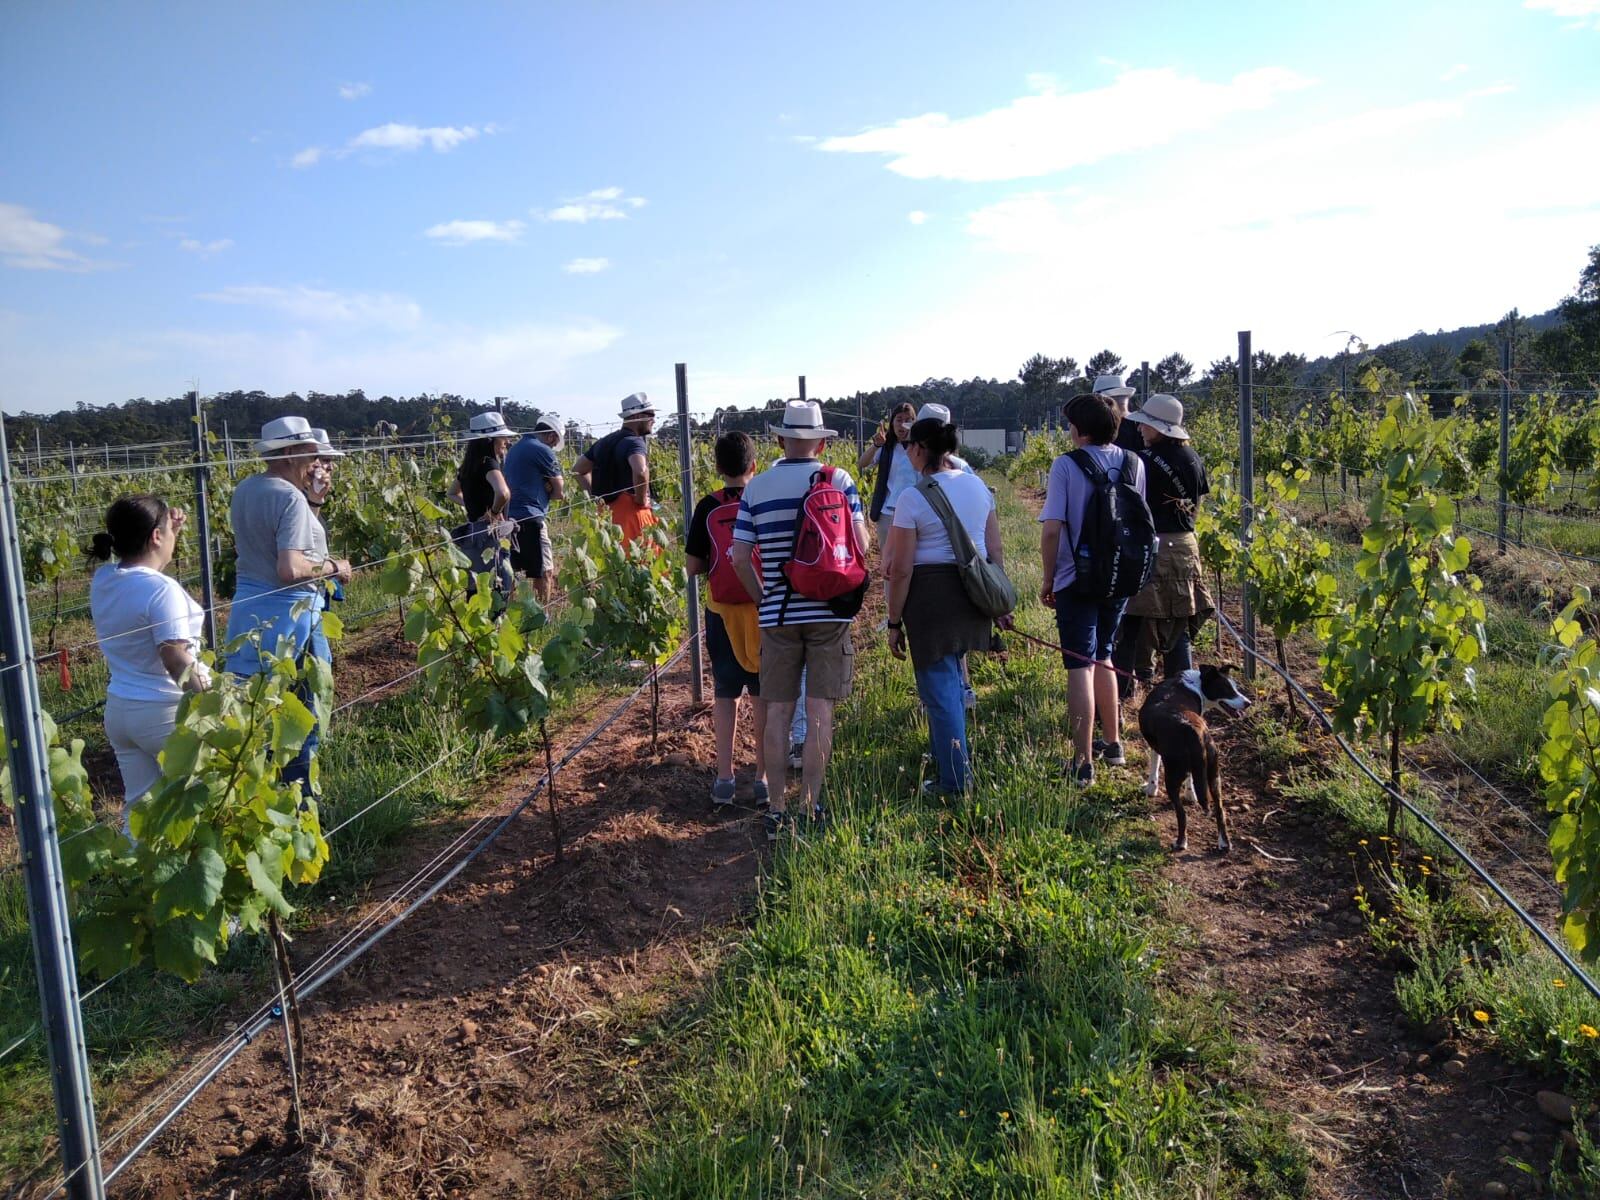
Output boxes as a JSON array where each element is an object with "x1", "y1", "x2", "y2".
[{"x1": 1138, "y1": 666, "x2": 1251, "y2": 852}]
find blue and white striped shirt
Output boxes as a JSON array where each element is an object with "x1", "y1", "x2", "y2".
[{"x1": 733, "y1": 459, "x2": 865, "y2": 628}]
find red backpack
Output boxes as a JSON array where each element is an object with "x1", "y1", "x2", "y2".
[
  {"x1": 706, "y1": 487, "x2": 759, "y2": 605},
  {"x1": 782, "y1": 466, "x2": 868, "y2": 602}
]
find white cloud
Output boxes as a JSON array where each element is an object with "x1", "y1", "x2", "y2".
[
  {"x1": 348, "y1": 122, "x2": 482, "y2": 153},
  {"x1": 338, "y1": 81, "x2": 372, "y2": 100},
  {"x1": 907, "y1": 210, "x2": 929, "y2": 225},
  {"x1": 1440, "y1": 63, "x2": 1470, "y2": 81},
  {"x1": 0, "y1": 202, "x2": 109, "y2": 271},
  {"x1": 810, "y1": 98, "x2": 1600, "y2": 396},
  {"x1": 179, "y1": 237, "x2": 234, "y2": 256},
  {"x1": 2, "y1": 315, "x2": 622, "y2": 414},
  {"x1": 290, "y1": 122, "x2": 493, "y2": 168},
  {"x1": 199, "y1": 284, "x2": 423, "y2": 330},
  {"x1": 535, "y1": 187, "x2": 647, "y2": 222},
  {"x1": 424, "y1": 219, "x2": 525, "y2": 245},
  {"x1": 1525, "y1": 0, "x2": 1600, "y2": 28},
  {"x1": 562, "y1": 257, "x2": 610, "y2": 274},
  {"x1": 817, "y1": 67, "x2": 1314, "y2": 181}
]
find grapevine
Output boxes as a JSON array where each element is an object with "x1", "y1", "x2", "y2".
[{"x1": 1318, "y1": 394, "x2": 1487, "y2": 836}]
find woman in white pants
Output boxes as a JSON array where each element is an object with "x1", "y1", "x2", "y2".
[{"x1": 89, "y1": 496, "x2": 211, "y2": 831}]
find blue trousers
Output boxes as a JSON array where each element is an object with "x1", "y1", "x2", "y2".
[
  {"x1": 915, "y1": 653, "x2": 969, "y2": 793},
  {"x1": 225, "y1": 577, "x2": 330, "y2": 797}
]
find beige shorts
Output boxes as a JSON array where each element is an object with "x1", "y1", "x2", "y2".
[{"x1": 759, "y1": 622, "x2": 855, "y2": 703}]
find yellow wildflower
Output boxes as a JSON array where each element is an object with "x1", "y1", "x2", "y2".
[{"x1": 1473, "y1": 1010, "x2": 1490, "y2": 1023}]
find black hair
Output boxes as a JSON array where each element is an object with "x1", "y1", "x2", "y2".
[
  {"x1": 714, "y1": 430, "x2": 756, "y2": 478},
  {"x1": 907, "y1": 417, "x2": 960, "y2": 468},
  {"x1": 886, "y1": 402, "x2": 916, "y2": 444},
  {"x1": 458, "y1": 436, "x2": 502, "y2": 480},
  {"x1": 88, "y1": 495, "x2": 168, "y2": 562},
  {"x1": 1065, "y1": 393, "x2": 1118, "y2": 445}
]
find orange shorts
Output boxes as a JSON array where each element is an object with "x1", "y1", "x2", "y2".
[{"x1": 607, "y1": 494, "x2": 660, "y2": 547}]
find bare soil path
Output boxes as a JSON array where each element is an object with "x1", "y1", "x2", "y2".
[
  {"x1": 1155, "y1": 689, "x2": 1573, "y2": 1199},
  {"x1": 113, "y1": 655, "x2": 763, "y2": 1200}
]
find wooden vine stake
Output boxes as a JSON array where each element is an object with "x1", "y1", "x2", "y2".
[
  {"x1": 267, "y1": 912, "x2": 307, "y2": 1145},
  {"x1": 541, "y1": 718, "x2": 563, "y2": 862},
  {"x1": 650, "y1": 663, "x2": 661, "y2": 754}
]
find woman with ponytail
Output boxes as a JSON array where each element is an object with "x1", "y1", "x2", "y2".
[{"x1": 88, "y1": 495, "x2": 210, "y2": 829}]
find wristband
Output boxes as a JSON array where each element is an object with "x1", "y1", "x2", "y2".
[{"x1": 887, "y1": 619, "x2": 903, "y2": 630}]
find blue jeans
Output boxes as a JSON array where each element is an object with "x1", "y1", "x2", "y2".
[
  {"x1": 915, "y1": 653, "x2": 969, "y2": 793},
  {"x1": 225, "y1": 577, "x2": 331, "y2": 798},
  {"x1": 790, "y1": 667, "x2": 807, "y2": 744}
]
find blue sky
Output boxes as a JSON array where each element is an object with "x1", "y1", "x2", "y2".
[{"x1": 3, "y1": 0, "x2": 1598, "y2": 426}]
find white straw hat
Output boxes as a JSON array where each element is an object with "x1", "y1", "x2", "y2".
[
  {"x1": 767, "y1": 399, "x2": 838, "y2": 440},
  {"x1": 254, "y1": 416, "x2": 321, "y2": 455},
  {"x1": 467, "y1": 411, "x2": 517, "y2": 439},
  {"x1": 914, "y1": 402, "x2": 952, "y2": 424},
  {"x1": 1124, "y1": 393, "x2": 1189, "y2": 440},
  {"x1": 1091, "y1": 374, "x2": 1136, "y2": 400},
  {"x1": 308, "y1": 428, "x2": 345, "y2": 458},
  {"x1": 619, "y1": 392, "x2": 656, "y2": 420}
]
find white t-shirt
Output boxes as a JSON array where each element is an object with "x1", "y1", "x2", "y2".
[
  {"x1": 91, "y1": 564, "x2": 206, "y2": 701},
  {"x1": 892, "y1": 469, "x2": 994, "y2": 566}
]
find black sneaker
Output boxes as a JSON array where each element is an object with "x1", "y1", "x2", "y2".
[
  {"x1": 1094, "y1": 740, "x2": 1126, "y2": 767},
  {"x1": 788, "y1": 742, "x2": 805, "y2": 771},
  {"x1": 763, "y1": 810, "x2": 791, "y2": 842},
  {"x1": 1071, "y1": 759, "x2": 1094, "y2": 788},
  {"x1": 809, "y1": 801, "x2": 828, "y2": 825}
]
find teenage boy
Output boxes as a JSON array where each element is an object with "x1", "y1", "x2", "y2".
[
  {"x1": 685, "y1": 432, "x2": 769, "y2": 809},
  {"x1": 730, "y1": 400, "x2": 872, "y2": 839},
  {"x1": 1039, "y1": 392, "x2": 1147, "y2": 786}
]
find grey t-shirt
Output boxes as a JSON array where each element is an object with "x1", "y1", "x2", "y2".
[
  {"x1": 230, "y1": 474, "x2": 321, "y2": 593},
  {"x1": 1039, "y1": 444, "x2": 1147, "y2": 593}
]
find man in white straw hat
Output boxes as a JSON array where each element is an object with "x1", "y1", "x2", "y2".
[
  {"x1": 574, "y1": 391, "x2": 659, "y2": 546},
  {"x1": 1116, "y1": 393, "x2": 1213, "y2": 690},
  {"x1": 226, "y1": 416, "x2": 350, "y2": 797},
  {"x1": 503, "y1": 417, "x2": 567, "y2": 602},
  {"x1": 1090, "y1": 374, "x2": 1145, "y2": 455},
  {"x1": 730, "y1": 399, "x2": 872, "y2": 840}
]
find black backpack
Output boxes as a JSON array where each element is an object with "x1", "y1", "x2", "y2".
[{"x1": 1065, "y1": 448, "x2": 1157, "y2": 601}]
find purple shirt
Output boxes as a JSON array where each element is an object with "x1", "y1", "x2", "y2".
[{"x1": 1039, "y1": 444, "x2": 1147, "y2": 593}]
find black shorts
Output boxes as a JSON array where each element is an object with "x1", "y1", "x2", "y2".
[
  {"x1": 706, "y1": 610, "x2": 760, "y2": 699},
  {"x1": 508, "y1": 516, "x2": 553, "y2": 576}
]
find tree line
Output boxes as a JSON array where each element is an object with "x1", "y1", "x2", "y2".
[{"x1": 8, "y1": 247, "x2": 1596, "y2": 452}]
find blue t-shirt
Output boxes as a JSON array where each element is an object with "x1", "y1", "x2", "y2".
[{"x1": 504, "y1": 435, "x2": 563, "y2": 519}]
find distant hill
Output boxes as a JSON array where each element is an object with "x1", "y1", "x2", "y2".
[{"x1": 1300, "y1": 308, "x2": 1562, "y2": 381}]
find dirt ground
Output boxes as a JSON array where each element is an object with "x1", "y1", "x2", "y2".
[
  {"x1": 109, "y1": 654, "x2": 764, "y2": 1200},
  {"x1": 1156, "y1": 677, "x2": 1579, "y2": 1200}
]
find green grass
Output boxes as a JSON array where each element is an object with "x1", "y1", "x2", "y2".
[{"x1": 621, "y1": 480, "x2": 1308, "y2": 1198}]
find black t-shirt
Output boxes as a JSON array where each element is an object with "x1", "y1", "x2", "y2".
[
  {"x1": 1141, "y1": 439, "x2": 1209, "y2": 534},
  {"x1": 686, "y1": 486, "x2": 742, "y2": 562},
  {"x1": 458, "y1": 456, "x2": 500, "y2": 521},
  {"x1": 1113, "y1": 417, "x2": 1145, "y2": 455},
  {"x1": 585, "y1": 429, "x2": 648, "y2": 502}
]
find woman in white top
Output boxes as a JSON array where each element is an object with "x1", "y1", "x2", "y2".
[
  {"x1": 89, "y1": 496, "x2": 211, "y2": 828},
  {"x1": 883, "y1": 416, "x2": 1003, "y2": 796}
]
